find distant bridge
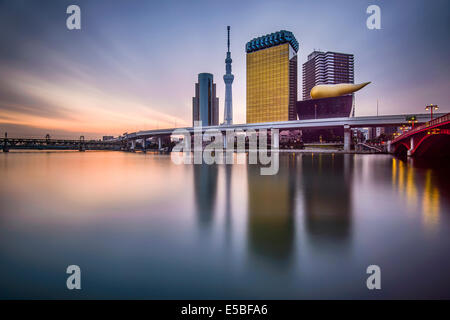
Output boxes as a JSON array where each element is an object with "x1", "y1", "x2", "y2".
[
  {"x1": 389, "y1": 113, "x2": 450, "y2": 157},
  {"x1": 1, "y1": 135, "x2": 124, "y2": 152}
]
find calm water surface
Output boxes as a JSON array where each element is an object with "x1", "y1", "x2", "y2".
[{"x1": 1, "y1": 151, "x2": 450, "y2": 299}]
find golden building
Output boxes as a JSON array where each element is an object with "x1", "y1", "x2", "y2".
[{"x1": 246, "y1": 30, "x2": 299, "y2": 123}]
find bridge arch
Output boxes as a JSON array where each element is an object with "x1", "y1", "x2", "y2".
[
  {"x1": 393, "y1": 141, "x2": 409, "y2": 157},
  {"x1": 413, "y1": 133, "x2": 450, "y2": 157}
]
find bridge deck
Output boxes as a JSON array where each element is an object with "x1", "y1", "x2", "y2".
[
  {"x1": 125, "y1": 113, "x2": 446, "y2": 139},
  {"x1": 391, "y1": 113, "x2": 450, "y2": 143}
]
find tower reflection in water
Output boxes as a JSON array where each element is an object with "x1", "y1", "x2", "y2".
[
  {"x1": 224, "y1": 164, "x2": 233, "y2": 245},
  {"x1": 301, "y1": 153, "x2": 353, "y2": 248}
]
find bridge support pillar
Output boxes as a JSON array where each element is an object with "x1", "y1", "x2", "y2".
[
  {"x1": 142, "y1": 138, "x2": 146, "y2": 153},
  {"x1": 130, "y1": 139, "x2": 136, "y2": 152},
  {"x1": 344, "y1": 125, "x2": 351, "y2": 152},
  {"x1": 223, "y1": 133, "x2": 227, "y2": 149},
  {"x1": 387, "y1": 141, "x2": 392, "y2": 153},
  {"x1": 407, "y1": 137, "x2": 414, "y2": 157},
  {"x1": 158, "y1": 137, "x2": 162, "y2": 151},
  {"x1": 272, "y1": 130, "x2": 279, "y2": 149}
]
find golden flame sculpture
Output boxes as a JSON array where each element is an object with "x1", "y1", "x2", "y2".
[{"x1": 310, "y1": 82, "x2": 371, "y2": 99}]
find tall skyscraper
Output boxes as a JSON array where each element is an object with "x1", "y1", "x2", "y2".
[
  {"x1": 192, "y1": 73, "x2": 219, "y2": 126},
  {"x1": 223, "y1": 26, "x2": 234, "y2": 125},
  {"x1": 302, "y1": 51, "x2": 354, "y2": 100},
  {"x1": 246, "y1": 30, "x2": 299, "y2": 123}
]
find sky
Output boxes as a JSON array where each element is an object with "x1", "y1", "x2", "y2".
[{"x1": 0, "y1": 0, "x2": 449, "y2": 138}]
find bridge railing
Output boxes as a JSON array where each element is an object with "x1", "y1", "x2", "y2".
[{"x1": 391, "y1": 113, "x2": 450, "y2": 143}]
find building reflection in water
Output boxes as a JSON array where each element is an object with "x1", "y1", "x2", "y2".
[
  {"x1": 301, "y1": 153, "x2": 353, "y2": 247},
  {"x1": 193, "y1": 163, "x2": 218, "y2": 228},
  {"x1": 246, "y1": 154, "x2": 297, "y2": 265}
]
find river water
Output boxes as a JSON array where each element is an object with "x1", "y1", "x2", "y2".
[{"x1": 0, "y1": 151, "x2": 449, "y2": 299}]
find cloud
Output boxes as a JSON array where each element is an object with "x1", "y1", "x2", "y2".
[{"x1": 0, "y1": 61, "x2": 189, "y2": 137}]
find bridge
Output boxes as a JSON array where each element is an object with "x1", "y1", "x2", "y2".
[
  {"x1": 3, "y1": 113, "x2": 447, "y2": 153},
  {"x1": 122, "y1": 113, "x2": 446, "y2": 152},
  {"x1": 1, "y1": 135, "x2": 124, "y2": 152},
  {"x1": 389, "y1": 113, "x2": 450, "y2": 157}
]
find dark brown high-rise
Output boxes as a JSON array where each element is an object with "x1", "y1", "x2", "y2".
[{"x1": 302, "y1": 51, "x2": 354, "y2": 100}]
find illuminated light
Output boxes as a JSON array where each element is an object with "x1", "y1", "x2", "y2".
[
  {"x1": 405, "y1": 166, "x2": 418, "y2": 211},
  {"x1": 398, "y1": 160, "x2": 405, "y2": 195},
  {"x1": 422, "y1": 170, "x2": 440, "y2": 231},
  {"x1": 392, "y1": 158, "x2": 397, "y2": 187}
]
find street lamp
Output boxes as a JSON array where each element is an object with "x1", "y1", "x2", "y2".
[
  {"x1": 425, "y1": 104, "x2": 438, "y2": 121},
  {"x1": 406, "y1": 115, "x2": 418, "y2": 129},
  {"x1": 400, "y1": 124, "x2": 407, "y2": 133}
]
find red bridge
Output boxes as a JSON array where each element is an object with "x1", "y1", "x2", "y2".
[{"x1": 390, "y1": 113, "x2": 450, "y2": 157}]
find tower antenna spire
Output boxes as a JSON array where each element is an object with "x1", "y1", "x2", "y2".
[
  {"x1": 227, "y1": 26, "x2": 230, "y2": 52},
  {"x1": 223, "y1": 26, "x2": 234, "y2": 125}
]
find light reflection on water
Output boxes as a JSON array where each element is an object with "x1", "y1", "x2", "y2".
[{"x1": 0, "y1": 151, "x2": 449, "y2": 299}]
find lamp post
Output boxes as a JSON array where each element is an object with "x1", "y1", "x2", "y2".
[
  {"x1": 400, "y1": 124, "x2": 407, "y2": 133},
  {"x1": 425, "y1": 104, "x2": 438, "y2": 121},
  {"x1": 407, "y1": 115, "x2": 418, "y2": 129}
]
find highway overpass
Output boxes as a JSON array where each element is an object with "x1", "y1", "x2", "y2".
[{"x1": 124, "y1": 113, "x2": 445, "y2": 139}]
